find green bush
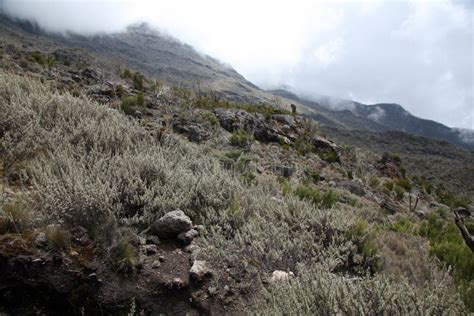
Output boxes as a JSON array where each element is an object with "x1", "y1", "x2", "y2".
[
  {"x1": 395, "y1": 178, "x2": 412, "y2": 191},
  {"x1": 294, "y1": 184, "x2": 337, "y2": 209},
  {"x1": 200, "y1": 111, "x2": 219, "y2": 125},
  {"x1": 229, "y1": 129, "x2": 253, "y2": 148},
  {"x1": 388, "y1": 216, "x2": 418, "y2": 235},
  {"x1": 120, "y1": 96, "x2": 137, "y2": 114},
  {"x1": 46, "y1": 226, "x2": 70, "y2": 250},
  {"x1": 121, "y1": 68, "x2": 133, "y2": 79},
  {"x1": 318, "y1": 150, "x2": 339, "y2": 163},
  {"x1": 294, "y1": 139, "x2": 313, "y2": 156},
  {"x1": 277, "y1": 176, "x2": 291, "y2": 196},
  {"x1": 29, "y1": 51, "x2": 45, "y2": 65},
  {"x1": 383, "y1": 180, "x2": 394, "y2": 192},
  {"x1": 368, "y1": 176, "x2": 380, "y2": 188},
  {"x1": 132, "y1": 72, "x2": 144, "y2": 91},
  {"x1": 136, "y1": 91, "x2": 145, "y2": 106}
]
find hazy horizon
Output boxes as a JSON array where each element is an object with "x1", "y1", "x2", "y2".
[{"x1": 2, "y1": 0, "x2": 473, "y2": 129}]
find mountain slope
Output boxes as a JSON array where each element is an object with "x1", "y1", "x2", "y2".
[{"x1": 271, "y1": 89, "x2": 474, "y2": 150}]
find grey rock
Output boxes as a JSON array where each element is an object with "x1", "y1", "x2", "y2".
[
  {"x1": 142, "y1": 244, "x2": 158, "y2": 255},
  {"x1": 151, "y1": 210, "x2": 193, "y2": 238},
  {"x1": 34, "y1": 232, "x2": 48, "y2": 247},
  {"x1": 190, "y1": 260, "x2": 213, "y2": 281},
  {"x1": 455, "y1": 207, "x2": 471, "y2": 218},
  {"x1": 151, "y1": 260, "x2": 161, "y2": 269},
  {"x1": 271, "y1": 114, "x2": 295, "y2": 126},
  {"x1": 177, "y1": 229, "x2": 199, "y2": 245},
  {"x1": 172, "y1": 117, "x2": 211, "y2": 143}
]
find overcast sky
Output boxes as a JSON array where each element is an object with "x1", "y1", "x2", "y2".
[{"x1": 2, "y1": 0, "x2": 473, "y2": 129}]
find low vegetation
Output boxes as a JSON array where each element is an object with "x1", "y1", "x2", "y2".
[{"x1": 0, "y1": 71, "x2": 470, "y2": 314}]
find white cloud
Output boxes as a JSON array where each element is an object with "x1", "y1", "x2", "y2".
[{"x1": 2, "y1": 0, "x2": 473, "y2": 128}]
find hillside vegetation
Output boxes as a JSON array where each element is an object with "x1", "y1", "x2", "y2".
[{"x1": 0, "y1": 66, "x2": 472, "y2": 313}]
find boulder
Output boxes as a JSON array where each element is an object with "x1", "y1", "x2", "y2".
[
  {"x1": 213, "y1": 108, "x2": 264, "y2": 133},
  {"x1": 172, "y1": 118, "x2": 211, "y2": 143},
  {"x1": 151, "y1": 210, "x2": 193, "y2": 238},
  {"x1": 270, "y1": 270, "x2": 294, "y2": 283},
  {"x1": 190, "y1": 260, "x2": 213, "y2": 281}
]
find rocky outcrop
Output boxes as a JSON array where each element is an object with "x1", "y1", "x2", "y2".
[{"x1": 172, "y1": 116, "x2": 211, "y2": 143}]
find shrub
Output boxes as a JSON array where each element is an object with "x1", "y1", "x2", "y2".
[
  {"x1": 116, "y1": 85, "x2": 125, "y2": 97},
  {"x1": 388, "y1": 216, "x2": 418, "y2": 235},
  {"x1": 136, "y1": 91, "x2": 145, "y2": 106},
  {"x1": 121, "y1": 96, "x2": 137, "y2": 114},
  {"x1": 110, "y1": 235, "x2": 136, "y2": 273},
  {"x1": 29, "y1": 51, "x2": 45, "y2": 65},
  {"x1": 383, "y1": 180, "x2": 394, "y2": 192},
  {"x1": 46, "y1": 226, "x2": 70, "y2": 250},
  {"x1": 294, "y1": 184, "x2": 337, "y2": 209},
  {"x1": 368, "y1": 176, "x2": 380, "y2": 188},
  {"x1": 277, "y1": 176, "x2": 291, "y2": 196},
  {"x1": 318, "y1": 150, "x2": 339, "y2": 163},
  {"x1": 121, "y1": 68, "x2": 133, "y2": 79},
  {"x1": 395, "y1": 178, "x2": 412, "y2": 191},
  {"x1": 294, "y1": 139, "x2": 313, "y2": 156},
  {"x1": 0, "y1": 200, "x2": 30, "y2": 233},
  {"x1": 229, "y1": 129, "x2": 253, "y2": 148},
  {"x1": 132, "y1": 72, "x2": 144, "y2": 91},
  {"x1": 200, "y1": 112, "x2": 219, "y2": 125},
  {"x1": 394, "y1": 185, "x2": 405, "y2": 200},
  {"x1": 381, "y1": 152, "x2": 401, "y2": 165}
]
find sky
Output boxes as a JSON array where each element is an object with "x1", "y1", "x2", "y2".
[{"x1": 2, "y1": 0, "x2": 473, "y2": 129}]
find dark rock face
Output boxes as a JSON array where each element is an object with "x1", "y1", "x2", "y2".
[
  {"x1": 172, "y1": 117, "x2": 211, "y2": 143},
  {"x1": 213, "y1": 108, "x2": 264, "y2": 133}
]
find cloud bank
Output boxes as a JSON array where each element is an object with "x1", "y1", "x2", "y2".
[{"x1": 2, "y1": 0, "x2": 473, "y2": 129}]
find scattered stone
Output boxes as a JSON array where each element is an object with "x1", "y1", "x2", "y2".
[
  {"x1": 142, "y1": 244, "x2": 158, "y2": 255},
  {"x1": 138, "y1": 236, "x2": 147, "y2": 245},
  {"x1": 208, "y1": 286, "x2": 218, "y2": 295},
  {"x1": 70, "y1": 226, "x2": 92, "y2": 246},
  {"x1": 170, "y1": 277, "x2": 187, "y2": 288},
  {"x1": 151, "y1": 210, "x2": 193, "y2": 238},
  {"x1": 270, "y1": 270, "x2": 294, "y2": 283},
  {"x1": 158, "y1": 256, "x2": 166, "y2": 262},
  {"x1": 70, "y1": 251, "x2": 79, "y2": 257},
  {"x1": 151, "y1": 260, "x2": 161, "y2": 269},
  {"x1": 429, "y1": 201, "x2": 449, "y2": 210},
  {"x1": 34, "y1": 232, "x2": 48, "y2": 248},
  {"x1": 455, "y1": 207, "x2": 471, "y2": 218},
  {"x1": 178, "y1": 229, "x2": 199, "y2": 245},
  {"x1": 146, "y1": 235, "x2": 160, "y2": 245},
  {"x1": 190, "y1": 260, "x2": 213, "y2": 281}
]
